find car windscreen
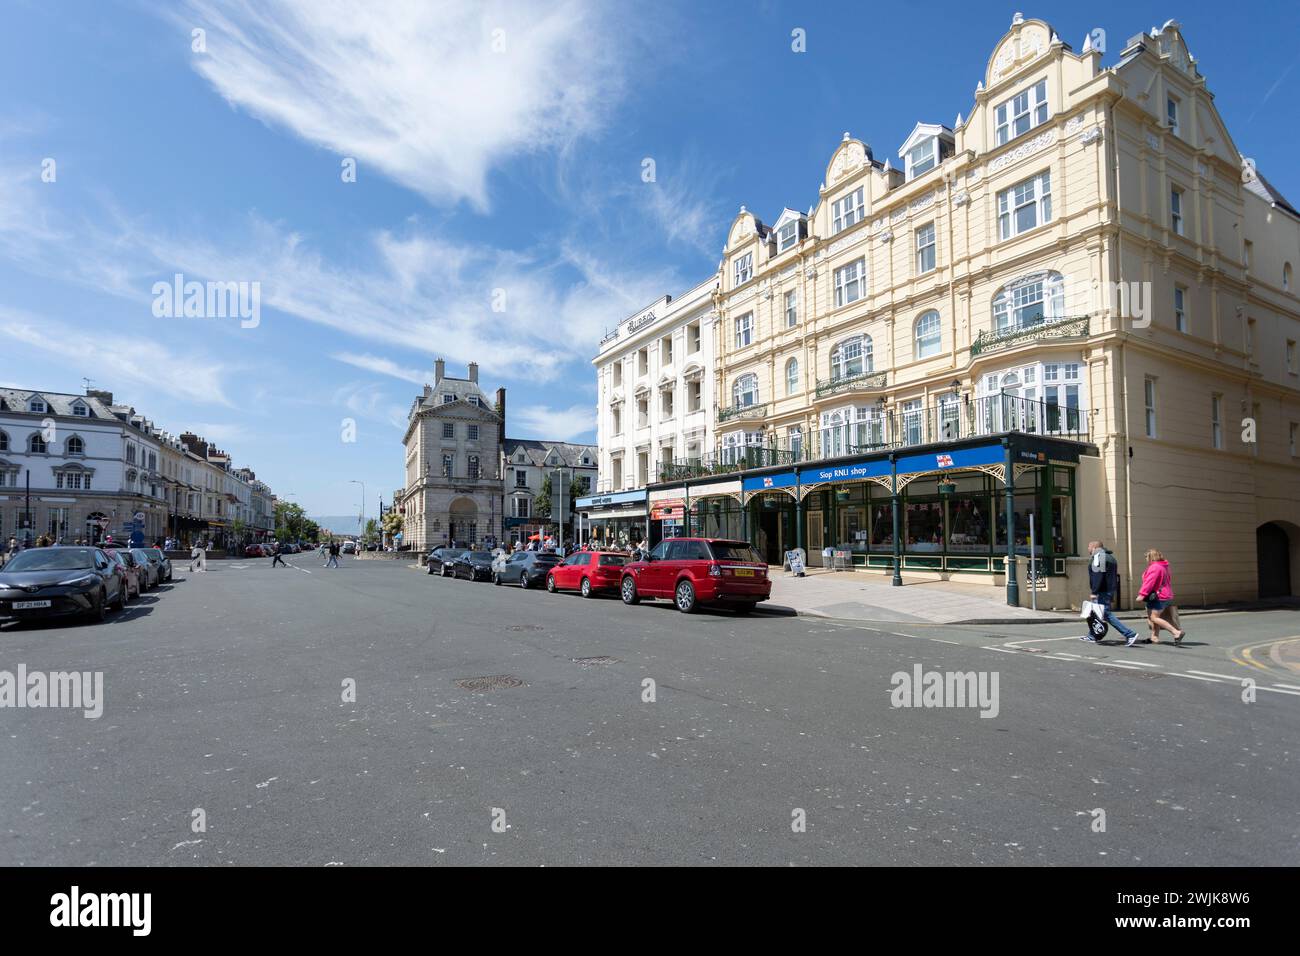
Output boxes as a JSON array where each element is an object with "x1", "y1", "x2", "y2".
[
  {"x1": 3, "y1": 549, "x2": 98, "y2": 572},
  {"x1": 468, "y1": 552, "x2": 492, "y2": 561},
  {"x1": 443, "y1": 550, "x2": 466, "y2": 560},
  {"x1": 532, "y1": 554, "x2": 562, "y2": 565},
  {"x1": 707, "y1": 542, "x2": 765, "y2": 563},
  {"x1": 597, "y1": 555, "x2": 626, "y2": 567}
]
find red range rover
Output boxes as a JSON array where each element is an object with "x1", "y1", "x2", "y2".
[{"x1": 620, "y1": 538, "x2": 770, "y2": 614}]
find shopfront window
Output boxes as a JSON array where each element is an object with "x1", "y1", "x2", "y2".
[
  {"x1": 946, "y1": 493, "x2": 991, "y2": 553},
  {"x1": 905, "y1": 500, "x2": 944, "y2": 551},
  {"x1": 869, "y1": 503, "x2": 894, "y2": 551}
]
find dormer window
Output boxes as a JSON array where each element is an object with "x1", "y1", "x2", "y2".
[
  {"x1": 71, "y1": 402, "x2": 89, "y2": 417},
  {"x1": 29, "y1": 397, "x2": 47, "y2": 414},
  {"x1": 907, "y1": 139, "x2": 938, "y2": 178},
  {"x1": 995, "y1": 79, "x2": 1048, "y2": 146},
  {"x1": 442, "y1": 393, "x2": 454, "y2": 404},
  {"x1": 776, "y1": 220, "x2": 799, "y2": 252}
]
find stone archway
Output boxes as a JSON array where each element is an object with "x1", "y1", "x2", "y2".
[
  {"x1": 448, "y1": 496, "x2": 478, "y2": 547},
  {"x1": 1256, "y1": 521, "x2": 1297, "y2": 599}
]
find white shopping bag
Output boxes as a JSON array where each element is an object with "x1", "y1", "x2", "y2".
[{"x1": 1079, "y1": 600, "x2": 1097, "y2": 619}]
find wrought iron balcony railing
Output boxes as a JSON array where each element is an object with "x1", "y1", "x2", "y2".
[
  {"x1": 717, "y1": 401, "x2": 767, "y2": 423},
  {"x1": 970, "y1": 315, "x2": 1089, "y2": 356},
  {"x1": 814, "y1": 369, "x2": 888, "y2": 398}
]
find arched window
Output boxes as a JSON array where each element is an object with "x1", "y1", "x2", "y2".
[
  {"x1": 785, "y1": 358, "x2": 800, "y2": 395},
  {"x1": 733, "y1": 374, "x2": 759, "y2": 408},
  {"x1": 914, "y1": 311, "x2": 942, "y2": 358},
  {"x1": 1285, "y1": 262, "x2": 1293, "y2": 292},
  {"x1": 830, "y1": 335, "x2": 871, "y2": 381},
  {"x1": 28, "y1": 433, "x2": 46, "y2": 454},
  {"x1": 993, "y1": 272, "x2": 1064, "y2": 331},
  {"x1": 66, "y1": 435, "x2": 84, "y2": 455}
]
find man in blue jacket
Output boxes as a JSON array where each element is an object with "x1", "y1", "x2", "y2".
[{"x1": 1081, "y1": 541, "x2": 1138, "y2": 645}]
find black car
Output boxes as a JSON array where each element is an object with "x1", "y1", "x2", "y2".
[
  {"x1": 493, "y1": 550, "x2": 562, "y2": 589},
  {"x1": 0, "y1": 547, "x2": 126, "y2": 624},
  {"x1": 429, "y1": 548, "x2": 466, "y2": 576},
  {"x1": 451, "y1": 551, "x2": 494, "y2": 582}
]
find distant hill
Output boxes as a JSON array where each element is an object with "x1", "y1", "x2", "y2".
[{"x1": 311, "y1": 515, "x2": 363, "y2": 536}]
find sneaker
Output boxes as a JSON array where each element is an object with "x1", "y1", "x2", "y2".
[
  {"x1": 1125, "y1": 634, "x2": 1140, "y2": 647},
  {"x1": 1080, "y1": 635, "x2": 1098, "y2": 643}
]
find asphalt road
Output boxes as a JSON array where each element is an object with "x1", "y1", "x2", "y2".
[{"x1": 1, "y1": 557, "x2": 1296, "y2": 866}]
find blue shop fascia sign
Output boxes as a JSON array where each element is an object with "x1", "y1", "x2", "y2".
[{"x1": 743, "y1": 442, "x2": 1014, "y2": 492}]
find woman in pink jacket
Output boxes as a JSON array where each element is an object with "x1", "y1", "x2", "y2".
[{"x1": 1136, "y1": 549, "x2": 1187, "y2": 645}]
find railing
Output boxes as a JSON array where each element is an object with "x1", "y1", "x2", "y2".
[
  {"x1": 970, "y1": 315, "x2": 1089, "y2": 355},
  {"x1": 814, "y1": 369, "x2": 888, "y2": 398},
  {"x1": 808, "y1": 393, "x2": 1088, "y2": 461},
  {"x1": 659, "y1": 445, "x2": 799, "y2": 482},
  {"x1": 717, "y1": 401, "x2": 768, "y2": 422}
]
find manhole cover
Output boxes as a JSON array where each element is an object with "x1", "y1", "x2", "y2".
[
  {"x1": 571, "y1": 656, "x2": 619, "y2": 666},
  {"x1": 455, "y1": 675, "x2": 527, "y2": 691},
  {"x1": 507, "y1": 625, "x2": 543, "y2": 632},
  {"x1": 1094, "y1": 667, "x2": 1165, "y2": 679}
]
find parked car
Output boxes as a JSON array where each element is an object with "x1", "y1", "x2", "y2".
[
  {"x1": 429, "y1": 547, "x2": 467, "y2": 576},
  {"x1": 104, "y1": 548, "x2": 143, "y2": 601},
  {"x1": 130, "y1": 548, "x2": 162, "y2": 590},
  {"x1": 620, "y1": 538, "x2": 770, "y2": 613},
  {"x1": 143, "y1": 547, "x2": 173, "y2": 582},
  {"x1": 0, "y1": 546, "x2": 126, "y2": 623},
  {"x1": 451, "y1": 550, "x2": 494, "y2": 582},
  {"x1": 493, "y1": 550, "x2": 562, "y2": 588},
  {"x1": 341, "y1": 541, "x2": 357, "y2": 554},
  {"x1": 546, "y1": 551, "x2": 627, "y2": 598},
  {"x1": 244, "y1": 544, "x2": 265, "y2": 558}
]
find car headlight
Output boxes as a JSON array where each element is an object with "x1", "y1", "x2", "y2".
[{"x1": 59, "y1": 574, "x2": 100, "y2": 588}]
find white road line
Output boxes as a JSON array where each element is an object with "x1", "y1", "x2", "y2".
[
  {"x1": 1089, "y1": 661, "x2": 1146, "y2": 670},
  {"x1": 982, "y1": 646, "x2": 1020, "y2": 654},
  {"x1": 1004, "y1": 636, "x2": 1081, "y2": 649},
  {"x1": 296, "y1": 567, "x2": 312, "y2": 574},
  {"x1": 1273, "y1": 683, "x2": 1300, "y2": 691},
  {"x1": 1258, "y1": 686, "x2": 1300, "y2": 697},
  {"x1": 930, "y1": 639, "x2": 960, "y2": 645},
  {"x1": 1186, "y1": 670, "x2": 1249, "y2": 681},
  {"x1": 1053, "y1": 652, "x2": 1084, "y2": 658},
  {"x1": 1113, "y1": 659, "x2": 1164, "y2": 669},
  {"x1": 1168, "y1": 672, "x2": 1225, "y2": 683}
]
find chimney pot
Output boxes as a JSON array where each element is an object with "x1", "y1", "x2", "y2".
[
  {"x1": 435, "y1": 358, "x2": 445, "y2": 383},
  {"x1": 468, "y1": 362, "x2": 479, "y2": 383}
]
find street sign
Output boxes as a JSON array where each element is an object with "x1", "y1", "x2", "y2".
[{"x1": 133, "y1": 512, "x2": 145, "y2": 522}]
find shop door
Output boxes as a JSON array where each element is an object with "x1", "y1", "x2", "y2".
[
  {"x1": 1257, "y1": 523, "x2": 1293, "y2": 598},
  {"x1": 758, "y1": 509, "x2": 780, "y2": 565},
  {"x1": 807, "y1": 511, "x2": 824, "y2": 566}
]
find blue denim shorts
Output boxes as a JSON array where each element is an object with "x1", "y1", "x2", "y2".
[{"x1": 1145, "y1": 597, "x2": 1169, "y2": 612}]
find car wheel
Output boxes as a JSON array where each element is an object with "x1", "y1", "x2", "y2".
[
  {"x1": 546, "y1": 574, "x2": 557, "y2": 593},
  {"x1": 620, "y1": 575, "x2": 639, "y2": 605},
  {"x1": 675, "y1": 579, "x2": 698, "y2": 614},
  {"x1": 518, "y1": 574, "x2": 529, "y2": 590},
  {"x1": 91, "y1": 589, "x2": 108, "y2": 622},
  {"x1": 580, "y1": 577, "x2": 592, "y2": 598}
]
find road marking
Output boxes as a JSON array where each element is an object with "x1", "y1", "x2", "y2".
[
  {"x1": 930, "y1": 639, "x2": 960, "y2": 645},
  {"x1": 1115, "y1": 659, "x2": 1164, "y2": 669},
  {"x1": 1258, "y1": 685, "x2": 1300, "y2": 697},
  {"x1": 1187, "y1": 670, "x2": 1250, "y2": 681},
  {"x1": 982, "y1": 646, "x2": 1020, "y2": 654},
  {"x1": 1004, "y1": 636, "x2": 1080, "y2": 649},
  {"x1": 1168, "y1": 672, "x2": 1225, "y2": 683},
  {"x1": 1089, "y1": 660, "x2": 1145, "y2": 670},
  {"x1": 1273, "y1": 683, "x2": 1300, "y2": 691},
  {"x1": 1053, "y1": 652, "x2": 1083, "y2": 659},
  {"x1": 296, "y1": 567, "x2": 312, "y2": 574}
]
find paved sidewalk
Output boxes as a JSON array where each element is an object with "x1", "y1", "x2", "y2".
[{"x1": 761, "y1": 567, "x2": 1068, "y2": 625}]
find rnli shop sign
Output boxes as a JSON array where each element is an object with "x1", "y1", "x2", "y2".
[
  {"x1": 741, "y1": 471, "x2": 799, "y2": 492},
  {"x1": 798, "y1": 458, "x2": 891, "y2": 484}
]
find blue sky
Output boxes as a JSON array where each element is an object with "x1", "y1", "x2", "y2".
[{"x1": 2, "y1": 1, "x2": 1297, "y2": 515}]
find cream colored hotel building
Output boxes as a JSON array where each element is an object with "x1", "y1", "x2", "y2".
[{"x1": 583, "y1": 14, "x2": 1300, "y2": 607}]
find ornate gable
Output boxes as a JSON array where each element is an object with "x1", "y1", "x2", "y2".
[{"x1": 985, "y1": 14, "x2": 1057, "y2": 90}]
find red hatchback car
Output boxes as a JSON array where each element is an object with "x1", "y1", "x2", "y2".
[
  {"x1": 620, "y1": 538, "x2": 770, "y2": 613},
  {"x1": 546, "y1": 551, "x2": 627, "y2": 597}
]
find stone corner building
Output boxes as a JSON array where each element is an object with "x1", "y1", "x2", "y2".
[{"x1": 400, "y1": 361, "x2": 505, "y2": 550}]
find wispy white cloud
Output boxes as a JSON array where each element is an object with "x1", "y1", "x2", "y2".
[
  {"x1": 331, "y1": 352, "x2": 430, "y2": 385},
  {"x1": 0, "y1": 306, "x2": 232, "y2": 406},
  {"x1": 176, "y1": 0, "x2": 626, "y2": 209},
  {"x1": 510, "y1": 402, "x2": 596, "y2": 442},
  {"x1": 332, "y1": 381, "x2": 409, "y2": 431}
]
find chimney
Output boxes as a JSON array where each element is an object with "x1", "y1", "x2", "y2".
[
  {"x1": 496, "y1": 387, "x2": 506, "y2": 445},
  {"x1": 435, "y1": 358, "x2": 445, "y2": 383},
  {"x1": 86, "y1": 388, "x2": 114, "y2": 405},
  {"x1": 468, "y1": 362, "x2": 478, "y2": 383}
]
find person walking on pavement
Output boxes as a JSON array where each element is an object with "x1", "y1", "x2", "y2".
[
  {"x1": 1136, "y1": 549, "x2": 1186, "y2": 645},
  {"x1": 190, "y1": 540, "x2": 207, "y2": 573},
  {"x1": 1080, "y1": 541, "x2": 1140, "y2": 647},
  {"x1": 271, "y1": 543, "x2": 288, "y2": 568}
]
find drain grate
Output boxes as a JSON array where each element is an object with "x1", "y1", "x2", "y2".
[
  {"x1": 455, "y1": 675, "x2": 527, "y2": 691},
  {"x1": 507, "y1": 625, "x2": 543, "y2": 632},
  {"x1": 1094, "y1": 667, "x2": 1165, "y2": 679},
  {"x1": 571, "y1": 656, "x2": 619, "y2": 666}
]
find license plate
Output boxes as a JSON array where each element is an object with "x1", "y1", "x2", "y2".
[
  {"x1": 13, "y1": 600, "x2": 51, "y2": 609},
  {"x1": 733, "y1": 569, "x2": 754, "y2": 577}
]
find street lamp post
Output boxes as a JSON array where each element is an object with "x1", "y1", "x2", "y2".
[{"x1": 349, "y1": 480, "x2": 365, "y2": 546}]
